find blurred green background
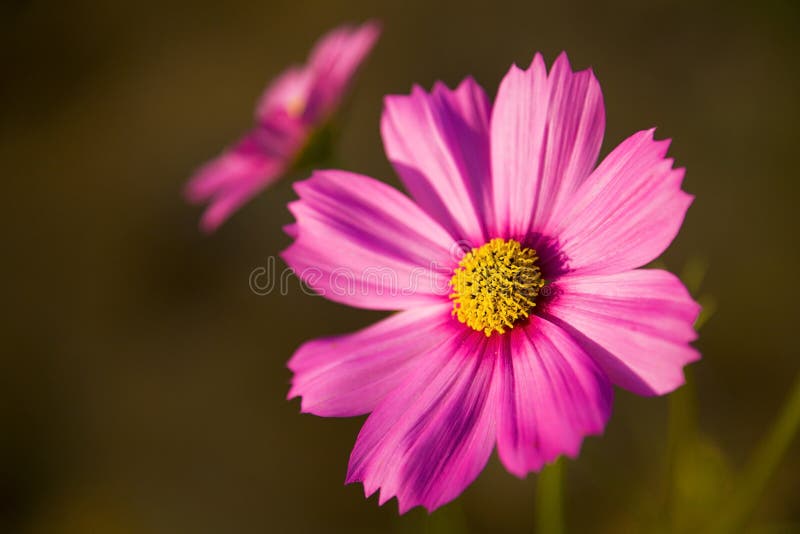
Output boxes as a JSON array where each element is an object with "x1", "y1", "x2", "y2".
[{"x1": 3, "y1": 0, "x2": 799, "y2": 532}]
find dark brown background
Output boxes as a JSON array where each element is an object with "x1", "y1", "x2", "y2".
[{"x1": 3, "y1": 0, "x2": 799, "y2": 532}]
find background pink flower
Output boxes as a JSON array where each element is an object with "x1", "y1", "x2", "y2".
[
  {"x1": 283, "y1": 52, "x2": 700, "y2": 513},
  {"x1": 185, "y1": 21, "x2": 380, "y2": 232}
]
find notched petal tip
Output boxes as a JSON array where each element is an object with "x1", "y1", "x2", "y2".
[
  {"x1": 553, "y1": 50, "x2": 572, "y2": 68},
  {"x1": 506, "y1": 62, "x2": 526, "y2": 77},
  {"x1": 283, "y1": 222, "x2": 298, "y2": 239},
  {"x1": 291, "y1": 169, "x2": 341, "y2": 197},
  {"x1": 382, "y1": 93, "x2": 404, "y2": 108},
  {"x1": 276, "y1": 241, "x2": 300, "y2": 276},
  {"x1": 292, "y1": 171, "x2": 319, "y2": 192},
  {"x1": 552, "y1": 51, "x2": 601, "y2": 80},
  {"x1": 285, "y1": 199, "x2": 302, "y2": 219},
  {"x1": 456, "y1": 74, "x2": 478, "y2": 89},
  {"x1": 529, "y1": 51, "x2": 546, "y2": 71},
  {"x1": 431, "y1": 79, "x2": 451, "y2": 94},
  {"x1": 410, "y1": 83, "x2": 429, "y2": 97}
]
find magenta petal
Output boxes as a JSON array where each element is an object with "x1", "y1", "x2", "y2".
[
  {"x1": 187, "y1": 23, "x2": 380, "y2": 232},
  {"x1": 283, "y1": 223, "x2": 298, "y2": 239},
  {"x1": 199, "y1": 173, "x2": 278, "y2": 233},
  {"x1": 288, "y1": 303, "x2": 453, "y2": 417},
  {"x1": 552, "y1": 129, "x2": 693, "y2": 275},
  {"x1": 346, "y1": 328, "x2": 498, "y2": 513},
  {"x1": 303, "y1": 21, "x2": 381, "y2": 121},
  {"x1": 185, "y1": 132, "x2": 286, "y2": 232},
  {"x1": 281, "y1": 170, "x2": 458, "y2": 310},
  {"x1": 382, "y1": 78, "x2": 492, "y2": 245},
  {"x1": 545, "y1": 269, "x2": 700, "y2": 396},
  {"x1": 185, "y1": 133, "x2": 276, "y2": 204},
  {"x1": 490, "y1": 52, "x2": 605, "y2": 239},
  {"x1": 255, "y1": 66, "x2": 314, "y2": 123},
  {"x1": 495, "y1": 316, "x2": 612, "y2": 477}
]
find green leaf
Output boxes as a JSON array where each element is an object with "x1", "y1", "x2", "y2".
[{"x1": 709, "y1": 375, "x2": 800, "y2": 533}]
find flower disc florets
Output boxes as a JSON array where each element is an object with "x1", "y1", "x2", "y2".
[{"x1": 449, "y1": 238, "x2": 545, "y2": 336}]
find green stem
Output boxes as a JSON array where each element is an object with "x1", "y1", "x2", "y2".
[
  {"x1": 536, "y1": 458, "x2": 564, "y2": 534},
  {"x1": 709, "y1": 374, "x2": 800, "y2": 533},
  {"x1": 664, "y1": 368, "x2": 697, "y2": 531}
]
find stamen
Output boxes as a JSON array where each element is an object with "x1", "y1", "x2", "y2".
[{"x1": 449, "y1": 238, "x2": 545, "y2": 336}]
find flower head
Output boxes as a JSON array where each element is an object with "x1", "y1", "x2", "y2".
[
  {"x1": 185, "y1": 22, "x2": 380, "y2": 232},
  {"x1": 283, "y1": 52, "x2": 700, "y2": 513}
]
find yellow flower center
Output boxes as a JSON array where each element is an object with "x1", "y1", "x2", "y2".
[{"x1": 449, "y1": 238, "x2": 545, "y2": 337}]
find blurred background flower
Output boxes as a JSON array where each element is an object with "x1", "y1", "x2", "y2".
[
  {"x1": 185, "y1": 21, "x2": 379, "y2": 232},
  {"x1": 2, "y1": 0, "x2": 798, "y2": 532}
]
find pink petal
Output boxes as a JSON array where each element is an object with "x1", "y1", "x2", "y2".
[
  {"x1": 185, "y1": 132, "x2": 288, "y2": 233},
  {"x1": 382, "y1": 78, "x2": 492, "y2": 245},
  {"x1": 185, "y1": 133, "x2": 275, "y2": 204},
  {"x1": 495, "y1": 316, "x2": 612, "y2": 477},
  {"x1": 255, "y1": 66, "x2": 314, "y2": 123},
  {"x1": 288, "y1": 303, "x2": 454, "y2": 417},
  {"x1": 187, "y1": 23, "x2": 379, "y2": 233},
  {"x1": 199, "y1": 169, "x2": 281, "y2": 233},
  {"x1": 544, "y1": 269, "x2": 701, "y2": 396},
  {"x1": 551, "y1": 129, "x2": 693, "y2": 275},
  {"x1": 303, "y1": 21, "x2": 381, "y2": 121},
  {"x1": 281, "y1": 170, "x2": 458, "y2": 310},
  {"x1": 255, "y1": 22, "x2": 378, "y2": 126},
  {"x1": 346, "y1": 327, "x2": 498, "y2": 513},
  {"x1": 283, "y1": 223, "x2": 298, "y2": 239},
  {"x1": 490, "y1": 52, "x2": 605, "y2": 239}
]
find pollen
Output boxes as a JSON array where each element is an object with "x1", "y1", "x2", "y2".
[{"x1": 449, "y1": 238, "x2": 545, "y2": 337}]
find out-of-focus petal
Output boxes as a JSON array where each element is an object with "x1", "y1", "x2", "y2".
[
  {"x1": 198, "y1": 170, "x2": 281, "y2": 233},
  {"x1": 490, "y1": 52, "x2": 605, "y2": 239},
  {"x1": 382, "y1": 78, "x2": 492, "y2": 245},
  {"x1": 281, "y1": 170, "x2": 458, "y2": 310},
  {"x1": 495, "y1": 315, "x2": 612, "y2": 476},
  {"x1": 550, "y1": 129, "x2": 693, "y2": 275},
  {"x1": 185, "y1": 132, "x2": 287, "y2": 232},
  {"x1": 304, "y1": 21, "x2": 380, "y2": 121},
  {"x1": 188, "y1": 22, "x2": 379, "y2": 231},
  {"x1": 346, "y1": 328, "x2": 498, "y2": 513},
  {"x1": 544, "y1": 269, "x2": 700, "y2": 396},
  {"x1": 288, "y1": 303, "x2": 454, "y2": 417},
  {"x1": 255, "y1": 66, "x2": 314, "y2": 123},
  {"x1": 185, "y1": 133, "x2": 273, "y2": 204}
]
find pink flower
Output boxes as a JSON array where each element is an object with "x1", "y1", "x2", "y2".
[
  {"x1": 185, "y1": 22, "x2": 380, "y2": 232},
  {"x1": 283, "y1": 53, "x2": 700, "y2": 513}
]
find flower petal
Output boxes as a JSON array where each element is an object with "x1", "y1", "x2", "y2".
[
  {"x1": 185, "y1": 133, "x2": 275, "y2": 204},
  {"x1": 382, "y1": 78, "x2": 492, "y2": 245},
  {"x1": 281, "y1": 170, "x2": 458, "y2": 310},
  {"x1": 304, "y1": 21, "x2": 380, "y2": 121},
  {"x1": 346, "y1": 327, "x2": 498, "y2": 513},
  {"x1": 495, "y1": 316, "x2": 612, "y2": 477},
  {"x1": 255, "y1": 66, "x2": 314, "y2": 123},
  {"x1": 288, "y1": 303, "x2": 453, "y2": 417},
  {"x1": 551, "y1": 129, "x2": 693, "y2": 275},
  {"x1": 490, "y1": 52, "x2": 605, "y2": 239},
  {"x1": 184, "y1": 132, "x2": 287, "y2": 232},
  {"x1": 543, "y1": 269, "x2": 700, "y2": 396},
  {"x1": 198, "y1": 173, "x2": 279, "y2": 233}
]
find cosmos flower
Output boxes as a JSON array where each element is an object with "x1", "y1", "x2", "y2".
[
  {"x1": 185, "y1": 22, "x2": 380, "y2": 232},
  {"x1": 283, "y1": 52, "x2": 700, "y2": 513}
]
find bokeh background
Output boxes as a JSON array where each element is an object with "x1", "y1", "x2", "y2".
[{"x1": 3, "y1": 0, "x2": 799, "y2": 532}]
